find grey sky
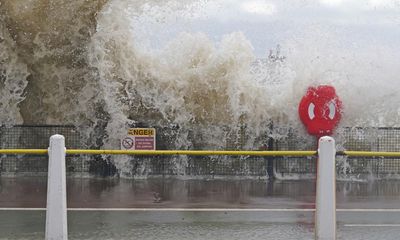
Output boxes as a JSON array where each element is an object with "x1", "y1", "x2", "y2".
[{"x1": 136, "y1": 0, "x2": 400, "y2": 57}]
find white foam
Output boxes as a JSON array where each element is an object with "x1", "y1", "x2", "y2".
[{"x1": 2, "y1": 1, "x2": 400, "y2": 176}]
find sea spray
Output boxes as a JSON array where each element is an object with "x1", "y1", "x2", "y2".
[
  {"x1": 1, "y1": 0, "x2": 400, "y2": 177},
  {"x1": 0, "y1": 16, "x2": 29, "y2": 125}
]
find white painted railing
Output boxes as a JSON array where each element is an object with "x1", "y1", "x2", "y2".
[
  {"x1": 316, "y1": 136, "x2": 336, "y2": 240},
  {"x1": 46, "y1": 135, "x2": 68, "y2": 240},
  {"x1": 44, "y1": 134, "x2": 337, "y2": 240}
]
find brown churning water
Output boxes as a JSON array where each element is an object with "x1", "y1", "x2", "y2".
[{"x1": 0, "y1": 0, "x2": 400, "y2": 155}]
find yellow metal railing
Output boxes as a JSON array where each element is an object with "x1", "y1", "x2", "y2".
[
  {"x1": 0, "y1": 149, "x2": 400, "y2": 157},
  {"x1": 0, "y1": 149, "x2": 48, "y2": 155},
  {"x1": 0, "y1": 149, "x2": 316, "y2": 157},
  {"x1": 342, "y1": 151, "x2": 400, "y2": 158},
  {"x1": 66, "y1": 150, "x2": 317, "y2": 156}
]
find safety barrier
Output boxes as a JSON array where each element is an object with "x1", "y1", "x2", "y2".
[
  {"x1": 3, "y1": 149, "x2": 400, "y2": 157},
  {"x1": 2, "y1": 135, "x2": 400, "y2": 240},
  {"x1": 274, "y1": 127, "x2": 400, "y2": 178},
  {"x1": 2, "y1": 125, "x2": 400, "y2": 178},
  {"x1": 0, "y1": 149, "x2": 316, "y2": 156}
]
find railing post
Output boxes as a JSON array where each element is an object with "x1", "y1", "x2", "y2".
[
  {"x1": 316, "y1": 136, "x2": 336, "y2": 240},
  {"x1": 46, "y1": 135, "x2": 68, "y2": 240}
]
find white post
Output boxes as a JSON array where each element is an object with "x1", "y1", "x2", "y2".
[
  {"x1": 315, "y1": 136, "x2": 336, "y2": 240},
  {"x1": 45, "y1": 135, "x2": 68, "y2": 240}
]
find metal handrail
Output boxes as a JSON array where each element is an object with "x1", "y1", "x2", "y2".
[{"x1": 1, "y1": 149, "x2": 400, "y2": 157}]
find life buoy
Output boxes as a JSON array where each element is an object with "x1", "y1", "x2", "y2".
[{"x1": 298, "y1": 85, "x2": 342, "y2": 138}]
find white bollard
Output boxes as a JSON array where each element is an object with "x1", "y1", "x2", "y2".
[
  {"x1": 45, "y1": 135, "x2": 68, "y2": 240},
  {"x1": 315, "y1": 136, "x2": 336, "y2": 240}
]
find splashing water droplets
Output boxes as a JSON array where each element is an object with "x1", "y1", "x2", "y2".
[{"x1": 1, "y1": 1, "x2": 400, "y2": 176}]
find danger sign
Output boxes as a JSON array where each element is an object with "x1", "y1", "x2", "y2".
[
  {"x1": 128, "y1": 128, "x2": 155, "y2": 136},
  {"x1": 121, "y1": 128, "x2": 156, "y2": 150}
]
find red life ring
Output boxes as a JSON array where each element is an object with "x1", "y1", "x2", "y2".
[{"x1": 298, "y1": 85, "x2": 342, "y2": 138}]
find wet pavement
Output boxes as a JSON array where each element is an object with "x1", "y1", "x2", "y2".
[
  {"x1": 1, "y1": 177, "x2": 400, "y2": 209},
  {"x1": 2, "y1": 177, "x2": 400, "y2": 239}
]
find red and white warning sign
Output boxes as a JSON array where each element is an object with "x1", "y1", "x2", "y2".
[{"x1": 121, "y1": 128, "x2": 156, "y2": 150}]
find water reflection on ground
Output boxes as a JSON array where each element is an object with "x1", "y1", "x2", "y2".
[
  {"x1": 1, "y1": 177, "x2": 400, "y2": 209},
  {"x1": 2, "y1": 177, "x2": 400, "y2": 239}
]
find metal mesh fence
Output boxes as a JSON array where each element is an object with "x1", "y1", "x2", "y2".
[
  {"x1": 273, "y1": 127, "x2": 400, "y2": 178},
  {"x1": 272, "y1": 129, "x2": 317, "y2": 176},
  {"x1": 0, "y1": 125, "x2": 90, "y2": 176},
  {"x1": 337, "y1": 128, "x2": 400, "y2": 177},
  {"x1": 1, "y1": 125, "x2": 400, "y2": 178},
  {"x1": 97, "y1": 155, "x2": 270, "y2": 178}
]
